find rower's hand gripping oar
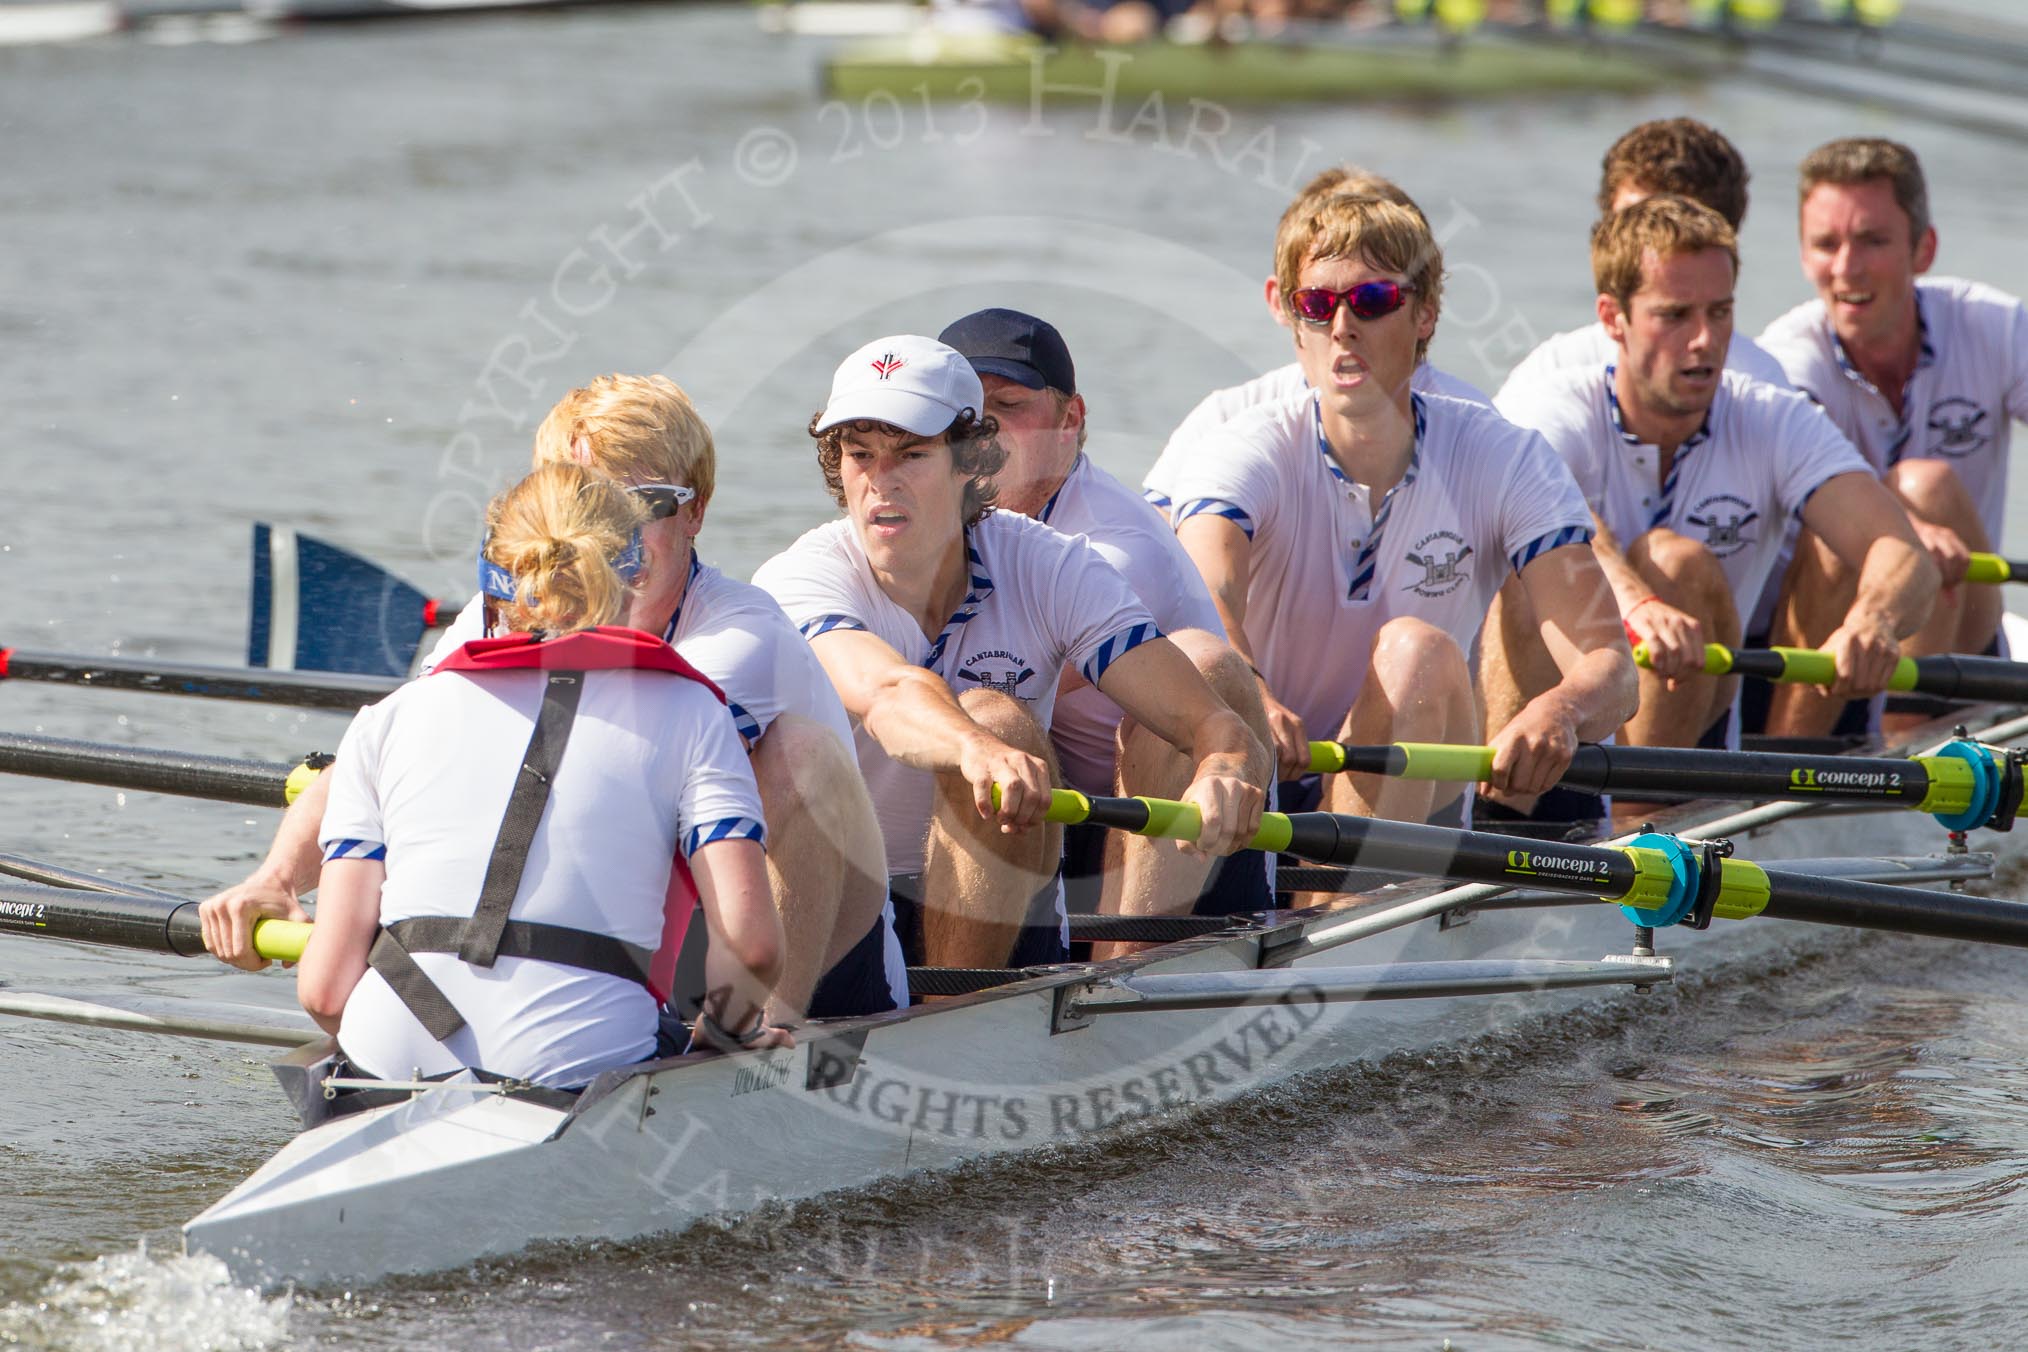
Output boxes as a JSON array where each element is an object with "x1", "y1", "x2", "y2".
[
  {"x1": 1632, "y1": 641, "x2": 2028, "y2": 705},
  {"x1": 1306, "y1": 737, "x2": 2028, "y2": 834},
  {"x1": 0, "y1": 881, "x2": 310, "y2": 964},
  {"x1": 1015, "y1": 786, "x2": 2028, "y2": 949}
]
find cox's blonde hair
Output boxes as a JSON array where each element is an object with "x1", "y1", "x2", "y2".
[
  {"x1": 483, "y1": 463, "x2": 648, "y2": 636},
  {"x1": 1591, "y1": 194, "x2": 1739, "y2": 311},
  {"x1": 532, "y1": 374, "x2": 715, "y2": 506},
  {"x1": 1273, "y1": 193, "x2": 1445, "y2": 362}
]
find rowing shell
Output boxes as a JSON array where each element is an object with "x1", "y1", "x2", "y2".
[{"x1": 183, "y1": 704, "x2": 2028, "y2": 1289}]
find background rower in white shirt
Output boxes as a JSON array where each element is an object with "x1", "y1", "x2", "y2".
[
  {"x1": 1170, "y1": 193, "x2": 1636, "y2": 826},
  {"x1": 757, "y1": 336, "x2": 1263, "y2": 972},
  {"x1": 938, "y1": 307, "x2": 1274, "y2": 952},
  {"x1": 1494, "y1": 117, "x2": 1792, "y2": 405},
  {"x1": 1497, "y1": 197, "x2": 1934, "y2": 782},
  {"x1": 1758, "y1": 137, "x2": 2028, "y2": 735}
]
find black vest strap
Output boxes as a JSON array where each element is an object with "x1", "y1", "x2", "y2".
[
  {"x1": 367, "y1": 670, "x2": 645, "y2": 1044},
  {"x1": 462, "y1": 672, "x2": 585, "y2": 966}
]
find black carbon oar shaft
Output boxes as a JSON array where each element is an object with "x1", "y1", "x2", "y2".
[
  {"x1": 1066, "y1": 793, "x2": 1643, "y2": 899},
  {"x1": 0, "y1": 732, "x2": 299, "y2": 808},
  {"x1": 1560, "y1": 744, "x2": 1933, "y2": 806},
  {"x1": 1906, "y1": 654, "x2": 2028, "y2": 704},
  {"x1": 0, "y1": 648, "x2": 397, "y2": 710},
  {"x1": 1760, "y1": 867, "x2": 2028, "y2": 947},
  {"x1": 1316, "y1": 741, "x2": 1945, "y2": 809},
  {"x1": 0, "y1": 881, "x2": 209, "y2": 956},
  {"x1": 1051, "y1": 790, "x2": 2028, "y2": 946}
]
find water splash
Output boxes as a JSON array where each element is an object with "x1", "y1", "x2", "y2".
[{"x1": 0, "y1": 1245, "x2": 290, "y2": 1352}]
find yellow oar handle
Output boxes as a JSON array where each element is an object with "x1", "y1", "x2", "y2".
[
  {"x1": 995, "y1": 785, "x2": 1297, "y2": 853},
  {"x1": 1307, "y1": 741, "x2": 1495, "y2": 780},
  {"x1": 251, "y1": 917, "x2": 312, "y2": 964},
  {"x1": 283, "y1": 760, "x2": 327, "y2": 806},
  {"x1": 1633, "y1": 643, "x2": 1921, "y2": 692},
  {"x1": 1966, "y1": 553, "x2": 2020, "y2": 585},
  {"x1": 1629, "y1": 642, "x2": 1741, "y2": 677}
]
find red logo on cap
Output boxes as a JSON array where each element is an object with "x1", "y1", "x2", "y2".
[{"x1": 871, "y1": 353, "x2": 906, "y2": 381}]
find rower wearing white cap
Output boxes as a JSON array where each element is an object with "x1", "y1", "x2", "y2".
[
  {"x1": 1165, "y1": 192, "x2": 1637, "y2": 827},
  {"x1": 1497, "y1": 196, "x2": 1936, "y2": 765},
  {"x1": 937, "y1": 307, "x2": 1273, "y2": 949},
  {"x1": 204, "y1": 376, "x2": 903, "y2": 1026},
  {"x1": 1143, "y1": 167, "x2": 1489, "y2": 521},
  {"x1": 1759, "y1": 137, "x2": 2028, "y2": 735},
  {"x1": 755, "y1": 335, "x2": 1264, "y2": 973}
]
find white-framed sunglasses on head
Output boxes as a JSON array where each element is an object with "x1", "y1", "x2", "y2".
[{"x1": 631, "y1": 483, "x2": 696, "y2": 519}]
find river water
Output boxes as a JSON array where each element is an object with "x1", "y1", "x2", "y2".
[{"x1": 3, "y1": 4, "x2": 2027, "y2": 1347}]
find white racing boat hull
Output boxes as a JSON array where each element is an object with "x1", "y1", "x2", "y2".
[{"x1": 184, "y1": 713, "x2": 2028, "y2": 1289}]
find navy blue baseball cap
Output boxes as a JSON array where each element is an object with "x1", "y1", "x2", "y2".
[{"x1": 939, "y1": 308, "x2": 1077, "y2": 396}]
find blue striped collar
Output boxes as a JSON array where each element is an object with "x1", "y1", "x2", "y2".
[
  {"x1": 1037, "y1": 454, "x2": 1085, "y2": 525},
  {"x1": 1604, "y1": 364, "x2": 1712, "y2": 453},
  {"x1": 922, "y1": 533, "x2": 993, "y2": 670},
  {"x1": 1312, "y1": 393, "x2": 1424, "y2": 499},
  {"x1": 660, "y1": 553, "x2": 705, "y2": 645},
  {"x1": 1322, "y1": 393, "x2": 1425, "y2": 603},
  {"x1": 1831, "y1": 288, "x2": 1936, "y2": 397}
]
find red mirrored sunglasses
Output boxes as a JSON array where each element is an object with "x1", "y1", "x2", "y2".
[{"x1": 1288, "y1": 280, "x2": 1416, "y2": 326}]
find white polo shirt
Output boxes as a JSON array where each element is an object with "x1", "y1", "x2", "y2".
[
  {"x1": 1758, "y1": 277, "x2": 2028, "y2": 551},
  {"x1": 755, "y1": 509, "x2": 1161, "y2": 877},
  {"x1": 1143, "y1": 361, "x2": 1491, "y2": 511},
  {"x1": 1495, "y1": 323, "x2": 1791, "y2": 408},
  {"x1": 424, "y1": 556, "x2": 855, "y2": 754},
  {"x1": 319, "y1": 666, "x2": 764, "y2": 1089},
  {"x1": 1499, "y1": 366, "x2": 1871, "y2": 614},
  {"x1": 1035, "y1": 453, "x2": 1226, "y2": 795},
  {"x1": 1168, "y1": 391, "x2": 1594, "y2": 740}
]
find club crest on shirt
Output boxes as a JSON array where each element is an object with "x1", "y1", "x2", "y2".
[
  {"x1": 957, "y1": 649, "x2": 1038, "y2": 700},
  {"x1": 1927, "y1": 397, "x2": 1990, "y2": 458},
  {"x1": 1403, "y1": 530, "x2": 1473, "y2": 598},
  {"x1": 1685, "y1": 493, "x2": 1760, "y2": 557}
]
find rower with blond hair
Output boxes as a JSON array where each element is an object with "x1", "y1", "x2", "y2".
[
  {"x1": 1164, "y1": 191, "x2": 1636, "y2": 826},
  {"x1": 203, "y1": 374, "x2": 903, "y2": 1024},
  {"x1": 1143, "y1": 165, "x2": 1489, "y2": 520},
  {"x1": 284, "y1": 463, "x2": 790, "y2": 1086}
]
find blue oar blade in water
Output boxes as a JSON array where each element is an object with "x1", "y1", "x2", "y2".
[{"x1": 249, "y1": 523, "x2": 433, "y2": 678}]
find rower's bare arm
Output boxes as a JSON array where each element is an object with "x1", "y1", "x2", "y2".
[
  {"x1": 1594, "y1": 512, "x2": 1703, "y2": 679},
  {"x1": 808, "y1": 629, "x2": 1051, "y2": 829},
  {"x1": 1500, "y1": 546, "x2": 1638, "y2": 792},
  {"x1": 1176, "y1": 513, "x2": 1306, "y2": 779},
  {"x1": 691, "y1": 837, "x2": 793, "y2": 1049},
  {"x1": 1096, "y1": 637, "x2": 1267, "y2": 856},
  {"x1": 198, "y1": 768, "x2": 326, "y2": 971},
  {"x1": 1884, "y1": 475, "x2": 1972, "y2": 583},
  {"x1": 1803, "y1": 471, "x2": 1943, "y2": 696},
  {"x1": 295, "y1": 857, "x2": 383, "y2": 1035}
]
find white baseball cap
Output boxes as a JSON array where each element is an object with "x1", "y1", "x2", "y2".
[{"x1": 814, "y1": 335, "x2": 984, "y2": 437}]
